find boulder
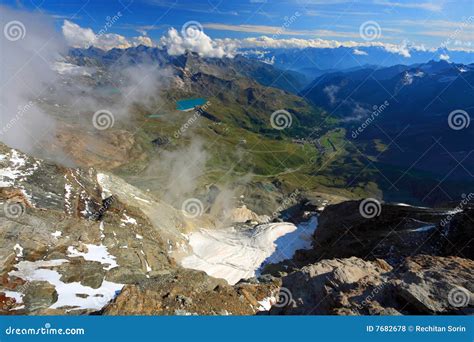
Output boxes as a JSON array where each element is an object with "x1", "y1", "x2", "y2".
[
  {"x1": 300, "y1": 200, "x2": 473, "y2": 265},
  {"x1": 268, "y1": 255, "x2": 473, "y2": 315},
  {"x1": 102, "y1": 269, "x2": 280, "y2": 315}
]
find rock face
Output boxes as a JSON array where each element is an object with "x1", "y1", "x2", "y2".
[
  {"x1": 103, "y1": 269, "x2": 280, "y2": 315},
  {"x1": 0, "y1": 143, "x2": 273, "y2": 315},
  {"x1": 260, "y1": 199, "x2": 473, "y2": 316},
  {"x1": 441, "y1": 206, "x2": 474, "y2": 259},
  {"x1": 268, "y1": 255, "x2": 473, "y2": 315},
  {"x1": 228, "y1": 205, "x2": 270, "y2": 224},
  {"x1": 298, "y1": 200, "x2": 473, "y2": 265},
  {"x1": 1, "y1": 143, "x2": 472, "y2": 316}
]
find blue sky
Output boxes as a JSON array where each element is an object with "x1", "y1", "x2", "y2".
[{"x1": 2, "y1": 0, "x2": 473, "y2": 49}]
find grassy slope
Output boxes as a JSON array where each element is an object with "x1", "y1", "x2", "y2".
[{"x1": 113, "y1": 86, "x2": 378, "y2": 205}]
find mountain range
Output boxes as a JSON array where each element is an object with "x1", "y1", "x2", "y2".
[
  {"x1": 243, "y1": 46, "x2": 474, "y2": 81},
  {"x1": 1, "y1": 43, "x2": 473, "y2": 316}
]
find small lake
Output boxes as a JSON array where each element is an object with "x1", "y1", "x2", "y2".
[{"x1": 176, "y1": 98, "x2": 207, "y2": 111}]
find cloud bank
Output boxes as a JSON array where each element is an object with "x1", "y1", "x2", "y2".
[
  {"x1": 0, "y1": 6, "x2": 66, "y2": 155},
  {"x1": 60, "y1": 20, "x2": 433, "y2": 58},
  {"x1": 0, "y1": 7, "x2": 173, "y2": 165},
  {"x1": 62, "y1": 20, "x2": 154, "y2": 50},
  {"x1": 159, "y1": 27, "x2": 234, "y2": 58}
]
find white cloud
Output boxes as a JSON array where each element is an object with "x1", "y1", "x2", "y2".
[
  {"x1": 374, "y1": 0, "x2": 443, "y2": 12},
  {"x1": 382, "y1": 42, "x2": 411, "y2": 57},
  {"x1": 323, "y1": 85, "x2": 340, "y2": 105},
  {"x1": 59, "y1": 21, "x2": 472, "y2": 59},
  {"x1": 439, "y1": 53, "x2": 450, "y2": 61},
  {"x1": 353, "y1": 48, "x2": 368, "y2": 55},
  {"x1": 203, "y1": 23, "x2": 361, "y2": 39},
  {"x1": 62, "y1": 20, "x2": 96, "y2": 48},
  {"x1": 132, "y1": 35, "x2": 154, "y2": 47},
  {"x1": 218, "y1": 36, "x2": 416, "y2": 57},
  {"x1": 159, "y1": 27, "x2": 234, "y2": 58},
  {"x1": 62, "y1": 20, "x2": 154, "y2": 50}
]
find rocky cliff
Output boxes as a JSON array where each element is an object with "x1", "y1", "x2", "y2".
[
  {"x1": 262, "y1": 200, "x2": 473, "y2": 315},
  {"x1": 0, "y1": 143, "x2": 275, "y2": 315},
  {"x1": 1, "y1": 143, "x2": 472, "y2": 315}
]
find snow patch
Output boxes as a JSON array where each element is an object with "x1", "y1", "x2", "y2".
[
  {"x1": 257, "y1": 296, "x2": 276, "y2": 311},
  {"x1": 53, "y1": 61, "x2": 92, "y2": 76},
  {"x1": 51, "y1": 231, "x2": 62, "y2": 238},
  {"x1": 408, "y1": 225, "x2": 436, "y2": 232},
  {"x1": 2, "y1": 290, "x2": 24, "y2": 304},
  {"x1": 9, "y1": 259, "x2": 123, "y2": 312},
  {"x1": 99, "y1": 221, "x2": 105, "y2": 239},
  {"x1": 13, "y1": 244, "x2": 23, "y2": 258},
  {"x1": 181, "y1": 217, "x2": 318, "y2": 285},
  {"x1": 134, "y1": 196, "x2": 150, "y2": 204},
  {"x1": 67, "y1": 244, "x2": 119, "y2": 270},
  {"x1": 64, "y1": 179, "x2": 73, "y2": 214},
  {"x1": 121, "y1": 213, "x2": 137, "y2": 226},
  {"x1": 0, "y1": 149, "x2": 39, "y2": 188}
]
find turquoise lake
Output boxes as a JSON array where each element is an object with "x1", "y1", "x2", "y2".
[{"x1": 176, "y1": 98, "x2": 207, "y2": 111}]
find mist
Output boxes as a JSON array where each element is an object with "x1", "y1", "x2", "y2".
[
  {"x1": 0, "y1": 6, "x2": 66, "y2": 155},
  {"x1": 145, "y1": 139, "x2": 209, "y2": 206},
  {"x1": 0, "y1": 6, "x2": 173, "y2": 167},
  {"x1": 0, "y1": 6, "x2": 250, "y2": 222}
]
